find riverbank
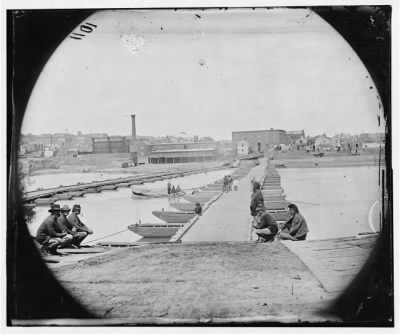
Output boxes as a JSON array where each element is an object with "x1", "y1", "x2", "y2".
[
  {"x1": 28, "y1": 156, "x2": 227, "y2": 176},
  {"x1": 34, "y1": 234, "x2": 377, "y2": 324},
  {"x1": 50, "y1": 241, "x2": 336, "y2": 322},
  {"x1": 269, "y1": 150, "x2": 384, "y2": 168}
]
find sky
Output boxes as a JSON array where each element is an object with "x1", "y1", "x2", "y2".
[{"x1": 22, "y1": 8, "x2": 385, "y2": 140}]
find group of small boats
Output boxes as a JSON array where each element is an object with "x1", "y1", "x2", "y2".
[
  {"x1": 127, "y1": 188, "x2": 218, "y2": 239},
  {"x1": 128, "y1": 162, "x2": 256, "y2": 240},
  {"x1": 27, "y1": 163, "x2": 261, "y2": 242}
]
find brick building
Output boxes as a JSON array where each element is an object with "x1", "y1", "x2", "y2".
[{"x1": 232, "y1": 129, "x2": 290, "y2": 156}]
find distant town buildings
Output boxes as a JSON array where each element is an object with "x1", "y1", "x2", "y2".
[
  {"x1": 146, "y1": 142, "x2": 218, "y2": 164},
  {"x1": 314, "y1": 134, "x2": 332, "y2": 148},
  {"x1": 19, "y1": 116, "x2": 386, "y2": 165},
  {"x1": 286, "y1": 130, "x2": 305, "y2": 144},
  {"x1": 92, "y1": 136, "x2": 130, "y2": 154},
  {"x1": 232, "y1": 129, "x2": 291, "y2": 156}
]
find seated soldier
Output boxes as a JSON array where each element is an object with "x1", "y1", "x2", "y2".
[
  {"x1": 279, "y1": 204, "x2": 309, "y2": 241},
  {"x1": 67, "y1": 204, "x2": 94, "y2": 248},
  {"x1": 252, "y1": 205, "x2": 279, "y2": 242},
  {"x1": 36, "y1": 204, "x2": 73, "y2": 255},
  {"x1": 194, "y1": 202, "x2": 202, "y2": 215},
  {"x1": 57, "y1": 205, "x2": 84, "y2": 249}
]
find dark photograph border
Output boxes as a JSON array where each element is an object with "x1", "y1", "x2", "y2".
[{"x1": 6, "y1": 6, "x2": 393, "y2": 326}]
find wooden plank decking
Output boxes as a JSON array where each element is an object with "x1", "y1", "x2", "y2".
[
  {"x1": 181, "y1": 160, "x2": 266, "y2": 242},
  {"x1": 281, "y1": 235, "x2": 378, "y2": 294}
]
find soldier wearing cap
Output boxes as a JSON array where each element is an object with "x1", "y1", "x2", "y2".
[
  {"x1": 250, "y1": 181, "x2": 264, "y2": 217},
  {"x1": 36, "y1": 204, "x2": 73, "y2": 255},
  {"x1": 67, "y1": 204, "x2": 94, "y2": 248},
  {"x1": 56, "y1": 205, "x2": 75, "y2": 248},
  {"x1": 252, "y1": 205, "x2": 279, "y2": 242},
  {"x1": 278, "y1": 204, "x2": 309, "y2": 241}
]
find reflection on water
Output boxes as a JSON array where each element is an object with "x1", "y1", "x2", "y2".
[
  {"x1": 279, "y1": 166, "x2": 382, "y2": 240},
  {"x1": 27, "y1": 169, "x2": 233, "y2": 243}
]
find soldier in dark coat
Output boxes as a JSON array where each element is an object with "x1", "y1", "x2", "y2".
[
  {"x1": 194, "y1": 202, "x2": 202, "y2": 215},
  {"x1": 67, "y1": 204, "x2": 93, "y2": 248},
  {"x1": 56, "y1": 205, "x2": 74, "y2": 248},
  {"x1": 250, "y1": 181, "x2": 264, "y2": 217},
  {"x1": 252, "y1": 205, "x2": 279, "y2": 242},
  {"x1": 279, "y1": 204, "x2": 309, "y2": 241},
  {"x1": 36, "y1": 204, "x2": 73, "y2": 255}
]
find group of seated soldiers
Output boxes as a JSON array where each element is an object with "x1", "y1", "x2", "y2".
[{"x1": 36, "y1": 204, "x2": 94, "y2": 256}]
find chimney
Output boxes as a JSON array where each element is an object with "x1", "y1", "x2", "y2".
[
  {"x1": 131, "y1": 114, "x2": 137, "y2": 140},
  {"x1": 130, "y1": 114, "x2": 138, "y2": 166}
]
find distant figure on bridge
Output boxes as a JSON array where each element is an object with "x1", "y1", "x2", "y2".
[
  {"x1": 227, "y1": 175, "x2": 233, "y2": 191},
  {"x1": 176, "y1": 185, "x2": 182, "y2": 193},
  {"x1": 250, "y1": 181, "x2": 264, "y2": 217},
  {"x1": 67, "y1": 204, "x2": 94, "y2": 248},
  {"x1": 233, "y1": 179, "x2": 239, "y2": 191},
  {"x1": 279, "y1": 204, "x2": 309, "y2": 241},
  {"x1": 194, "y1": 202, "x2": 202, "y2": 215},
  {"x1": 167, "y1": 181, "x2": 172, "y2": 195},
  {"x1": 170, "y1": 185, "x2": 176, "y2": 197},
  {"x1": 252, "y1": 205, "x2": 279, "y2": 242},
  {"x1": 36, "y1": 204, "x2": 73, "y2": 255},
  {"x1": 223, "y1": 175, "x2": 229, "y2": 192}
]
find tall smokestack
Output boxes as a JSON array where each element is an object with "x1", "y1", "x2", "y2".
[
  {"x1": 131, "y1": 114, "x2": 137, "y2": 139},
  {"x1": 130, "y1": 114, "x2": 138, "y2": 166}
]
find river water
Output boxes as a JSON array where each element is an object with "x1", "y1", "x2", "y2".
[
  {"x1": 279, "y1": 166, "x2": 382, "y2": 240},
  {"x1": 26, "y1": 169, "x2": 234, "y2": 243},
  {"x1": 24, "y1": 172, "x2": 140, "y2": 192},
  {"x1": 27, "y1": 166, "x2": 382, "y2": 243}
]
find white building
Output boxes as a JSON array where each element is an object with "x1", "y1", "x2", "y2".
[
  {"x1": 295, "y1": 136, "x2": 307, "y2": 149},
  {"x1": 236, "y1": 140, "x2": 249, "y2": 156},
  {"x1": 314, "y1": 135, "x2": 332, "y2": 147}
]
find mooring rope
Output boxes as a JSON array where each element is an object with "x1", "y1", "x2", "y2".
[
  {"x1": 81, "y1": 228, "x2": 129, "y2": 245},
  {"x1": 287, "y1": 200, "x2": 320, "y2": 206}
]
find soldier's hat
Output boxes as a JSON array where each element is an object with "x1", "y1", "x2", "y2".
[
  {"x1": 48, "y1": 204, "x2": 61, "y2": 213},
  {"x1": 61, "y1": 205, "x2": 71, "y2": 212}
]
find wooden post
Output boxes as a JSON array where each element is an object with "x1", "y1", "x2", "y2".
[
  {"x1": 378, "y1": 144, "x2": 381, "y2": 186},
  {"x1": 381, "y1": 169, "x2": 385, "y2": 234}
]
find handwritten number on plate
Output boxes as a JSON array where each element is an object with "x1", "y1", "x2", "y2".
[{"x1": 70, "y1": 22, "x2": 97, "y2": 40}]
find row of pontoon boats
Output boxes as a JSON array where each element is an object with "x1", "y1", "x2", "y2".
[
  {"x1": 128, "y1": 162, "x2": 256, "y2": 239},
  {"x1": 31, "y1": 181, "x2": 147, "y2": 205},
  {"x1": 259, "y1": 165, "x2": 290, "y2": 221},
  {"x1": 27, "y1": 168, "x2": 213, "y2": 206}
]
